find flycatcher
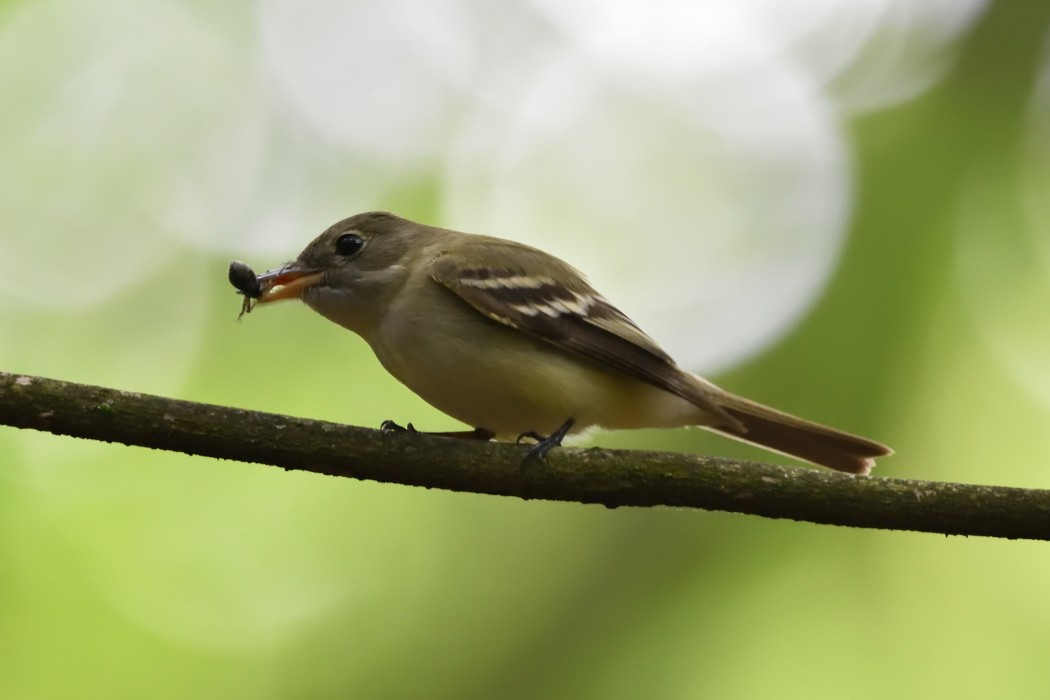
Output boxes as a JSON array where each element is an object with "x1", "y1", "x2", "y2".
[{"x1": 233, "y1": 211, "x2": 891, "y2": 474}]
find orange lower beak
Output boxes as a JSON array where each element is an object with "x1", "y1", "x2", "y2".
[{"x1": 254, "y1": 265, "x2": 324, "y2": 304}]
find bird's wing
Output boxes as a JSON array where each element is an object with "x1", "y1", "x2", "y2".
[{"x1": 429, "y1": 238, "x2": 739, "y2": 427}]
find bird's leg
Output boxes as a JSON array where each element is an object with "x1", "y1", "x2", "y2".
[
  {"x1": 518, "y1": 417, "x2": 575, "y2": 464},
  {"x1": 380, "y1": 421, "x2": 494, "y2": 441}
]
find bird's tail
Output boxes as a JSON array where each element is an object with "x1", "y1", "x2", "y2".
[{"x1": 705, "y1": 390, "x2": 892, "y2": 475}]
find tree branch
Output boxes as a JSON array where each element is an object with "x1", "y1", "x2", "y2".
[{"x1": 1, "y1": 371, "x2": 1047, "y2": 540}]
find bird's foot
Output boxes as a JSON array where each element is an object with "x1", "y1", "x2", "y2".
[
  {"x1": 517, "y1": 417, "x2": 575, "y2": 465},
  {"x1": 380, "y1": 420, "x2": 417, "y2": 433}
]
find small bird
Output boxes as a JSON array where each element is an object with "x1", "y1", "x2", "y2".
[{"x1": 235, "y1": 211, "x2": 891, "y2": 474}]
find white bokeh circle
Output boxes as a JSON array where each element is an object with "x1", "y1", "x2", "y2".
[
  {"x1": 0, "y1": 0, "x2": 241, "y2": 307},
  {"x1": 443, "y1": 48, "x2": 850, "y2": 373}
]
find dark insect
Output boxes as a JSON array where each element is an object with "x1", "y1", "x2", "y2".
[
  {"x1": 229, "y1": 261, "x2": 261, "y2": 318},
  {"x1": 229, "y1": 260, "x2": 262, "y2": 297}
]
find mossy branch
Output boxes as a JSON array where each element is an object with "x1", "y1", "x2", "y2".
[{"x1": 1, "y1": 371, "x2": 1047, "y2": 540}]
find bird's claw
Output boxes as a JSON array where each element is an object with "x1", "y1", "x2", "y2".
[
  {"x1": 381, "y1": 420, "x2": 417, "y2": 433},
  {"x1": 518, "y1": 417, "x2": 575, "y2": 465}
]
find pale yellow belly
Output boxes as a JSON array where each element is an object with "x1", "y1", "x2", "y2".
[{"x1": 367, "y1": 304, "x2": 701, "y2": 438}]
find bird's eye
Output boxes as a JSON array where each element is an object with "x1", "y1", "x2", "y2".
[{"x1": 335, "y1": 232, "x2": 365, "y2": 257}]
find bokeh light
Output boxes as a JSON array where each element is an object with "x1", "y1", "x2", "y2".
[{"x1": 8, "y1": 1, "x2": 1050, "y2": 698}]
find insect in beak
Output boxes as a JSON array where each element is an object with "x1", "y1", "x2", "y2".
[{"x1": 228, "y1": 261, "x2": 324, "y2": 318}]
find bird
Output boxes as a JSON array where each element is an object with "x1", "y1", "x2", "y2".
[{"x1": 233, "y1": 211, "x2": 891, "y2": 474}]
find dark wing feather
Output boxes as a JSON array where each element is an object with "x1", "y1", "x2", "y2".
[{"x1": 429, "y1": 239, "x2": 740, "y2": 428}]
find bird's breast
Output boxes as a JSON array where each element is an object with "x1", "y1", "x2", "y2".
[{"x1": 365, "y1": 290, "x2": 701, "y2": 437}]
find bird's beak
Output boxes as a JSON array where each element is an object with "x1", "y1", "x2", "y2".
[{"x1": 254, "y1": 263, "x2": 325, "y2": 304}]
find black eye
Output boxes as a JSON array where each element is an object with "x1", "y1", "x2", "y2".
[{"x1": 335, "y1": 232, "x2": 365, "y2": 257}]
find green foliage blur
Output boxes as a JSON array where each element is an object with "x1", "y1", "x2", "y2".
[{"x1": 3, "y1": 2, "x2": 1050, "y2": 698}]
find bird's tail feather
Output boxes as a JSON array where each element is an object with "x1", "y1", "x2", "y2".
[{"x1": 706, "y1": 391, "x2": 892, "y2": 475}]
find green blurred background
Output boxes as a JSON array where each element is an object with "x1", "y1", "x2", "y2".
[{"x1": 3, "y1": 1, "x2": 1050, "y2": 697}]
